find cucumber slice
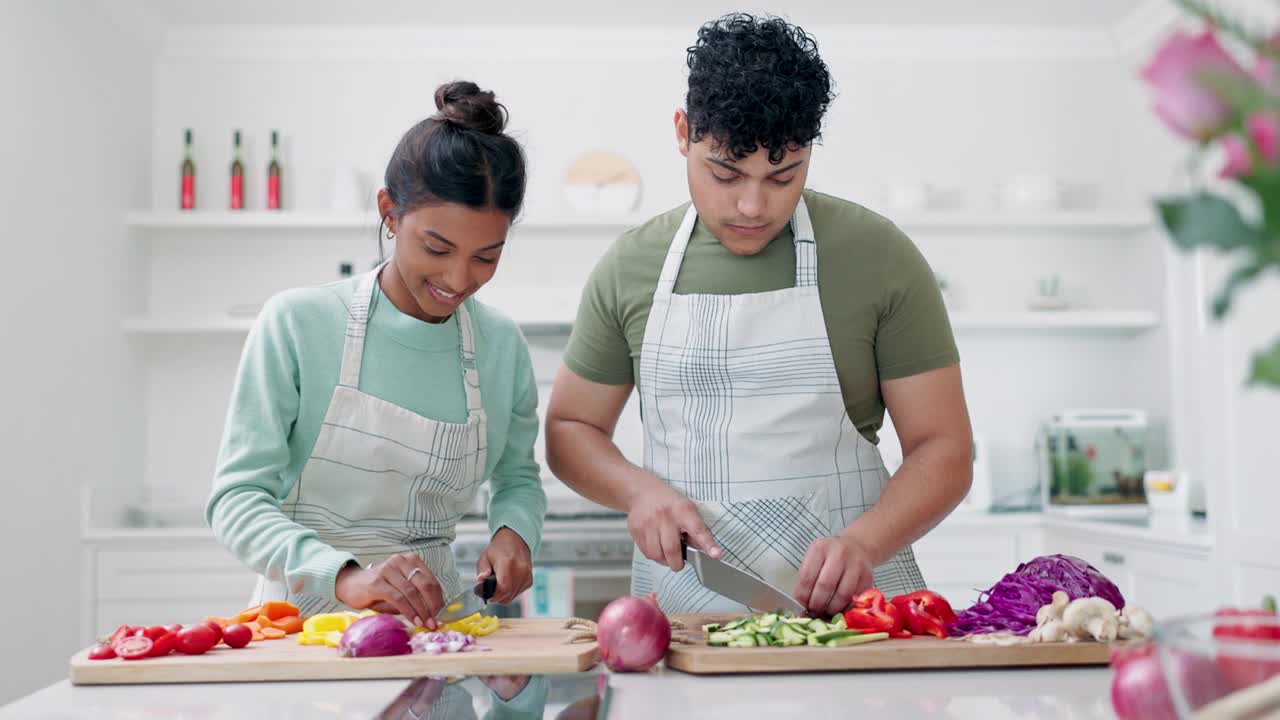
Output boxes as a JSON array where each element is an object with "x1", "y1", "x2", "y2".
[
  {"x1": 707, "y1": 631, "x2": 734, "y2": 645},
  {"x1": 727, "y1": 635, "x2": 757, "y2": 648},
  {"x1": 826, "y1": 632, "x2": 889, "y2": 647},
  {"x1": 813, "y1": 629, "x2": 862, "y2": 644},
  {"x1": 702, "y1": 623, "x2": 721, "y2": 633}
]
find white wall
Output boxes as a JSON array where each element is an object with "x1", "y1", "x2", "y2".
[{"x1": 0, "y1": 1, "x2": 149, "y2": 703}]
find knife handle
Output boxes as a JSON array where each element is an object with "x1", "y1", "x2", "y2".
[
  {"x1": 680, "y1": 535, "x2": 688, "y2": 563},
  {"x1": 478, "y1": 575, "x2": 497, "y2": 602}
]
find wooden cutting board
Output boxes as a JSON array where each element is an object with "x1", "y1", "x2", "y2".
[
  {"x1": 665, "y1": 614, "x2": 1111, "y2": 675},
  {"x1": 69, "y1": 619, "x2": 597, "y2": 685}
]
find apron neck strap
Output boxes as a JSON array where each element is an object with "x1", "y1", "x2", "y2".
[
  {"x1": 655, "y1": 195, "x2": 817, "y2": 297},
  {"x1": 339, "y1": 261, "x2": 485, "y2": 421}
]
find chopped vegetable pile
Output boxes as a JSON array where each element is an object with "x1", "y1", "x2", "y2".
[
  {"x1": 704, "y1": 611, "x2": 888, "y2": 648},
  {"x1": 947, "y1": 554, "x2": 1126, "y2": 637}
]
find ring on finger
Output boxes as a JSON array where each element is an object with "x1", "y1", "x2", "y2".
[{"x1": 406, "y1": 567, "x2": 423, "y2": 582}]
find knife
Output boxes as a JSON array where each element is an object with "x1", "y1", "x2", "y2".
[
  {"x1": 681, "y1": 538, "x2": 806, "y2": 615},
  {"x1": 436, "y1": 576, "x2": 498, "y2": 624}
]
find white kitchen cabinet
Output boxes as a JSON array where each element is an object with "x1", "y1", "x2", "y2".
[
  {"x1": 82, "y1": 533, "x2": 256, "y2": 638},
  {"x1": 911, "y1": 514, "x2": 1043, "y2": 610},
  {"x1": 1040, "y1": 518, "x2": 1212, "y2": 620}
]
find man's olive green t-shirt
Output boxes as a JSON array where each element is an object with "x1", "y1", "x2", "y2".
[{"x1": 564, "y1": 188, "x2": 960, "y2": 444}]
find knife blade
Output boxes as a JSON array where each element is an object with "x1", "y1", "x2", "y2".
[
  {"x1": 435, "y1": 576, "x2": 497, "y2": 624},
  {"x1": 681, "y1": 539, "x2": 806, "y2": 615}
]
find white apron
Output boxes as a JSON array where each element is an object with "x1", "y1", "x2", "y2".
[
  {"x1": 631, "y1": 197, "x2": 927, "y2": 614},
  {"x1": 249, "y1": 262, "x2": 487, "y2": 616}
]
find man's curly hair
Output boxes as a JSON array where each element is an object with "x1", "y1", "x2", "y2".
[{"x1": 685, "y1": 13, "x2": 834, "y2": 163}]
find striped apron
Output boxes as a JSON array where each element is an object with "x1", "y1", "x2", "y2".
[
  {"x1": 630, "y1": 197, "x2": 926, "y2": 614},
  {"x1": 248, "y1": 262, "x2": 487, "y2": 615}
]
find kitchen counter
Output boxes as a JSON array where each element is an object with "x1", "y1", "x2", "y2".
[{"x1": 2, "y1": 666, "x2": 1118, "y2": 719}]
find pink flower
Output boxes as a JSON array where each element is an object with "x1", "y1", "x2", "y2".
[
  {"x1": 1248, "y1": 112, "x2": 1279, "y2": 162},
  {"x1": 1217, "y1": 113, "x2": 1280, "y2": 179},
  {"x1": 1219, "y1": 134, "x2": 1252, "y2": 178},
  {"x1": 1142, "y1": 29, "x2": 1250, "y2": 141}
]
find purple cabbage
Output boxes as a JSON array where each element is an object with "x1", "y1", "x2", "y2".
[{"x1": 946, "y1": 554, "x2": 1125, "y2": 637}]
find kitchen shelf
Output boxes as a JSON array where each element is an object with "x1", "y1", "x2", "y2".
[
  {"x1": 124, "y1": 210, "x2": 652, "y2": 231},
  {"x1": 892, "y1": 210, "x2": 1154, "y2": 232},
  {"x1": 948, "y1": 310, "x2": 1159, "y2": 333},
  {"x1": 124, "y1": 210, "x2": 1152, "y2": 233},
  {"x1": 122, "y1": 309, "x2": 1159, "y2": 336}
]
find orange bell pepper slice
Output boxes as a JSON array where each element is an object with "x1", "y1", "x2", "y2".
[
  {"x1": 204, "y1": 616, "x2": 235, "y2": 628},
  {"x1": 261, "y1": 627, "x2": 287, "y2": 640},
  {"x1": 245, "y1": 620, "x2": 265, "y2": 642},
  {"x1": 272, "y1": 615, "x2": 305, "y2": 634},
  {"x1": 259, "y1": 601, "x2": 301, "y2": 621}
]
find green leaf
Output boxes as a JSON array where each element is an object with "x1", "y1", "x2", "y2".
[
  {"x1": 1157, "y1": 192, "x2": 1264, "y2": 252},
  {"x1": 1211, "y1": 260, "x2": 1267, "y2": 319},
  {"x1": 1248, "y1": 339, "x2": 1280, "y2": 388}
]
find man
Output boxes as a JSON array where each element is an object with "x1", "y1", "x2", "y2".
[{"x1": 545, "y1": 13, "x2": 973, "y2": 618}]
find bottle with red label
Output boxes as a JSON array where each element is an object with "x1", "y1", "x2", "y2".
[
  {"x1": 229, "y1": 129, "x2": 244, "y2": 210},
  {"x1": 180, "y1": 129, "x2": 195, "y2": 210},
  {"x1": 267, "y1": 130, "x2": 282, "y2": 210}
]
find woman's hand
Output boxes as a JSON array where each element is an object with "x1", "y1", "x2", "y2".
[
  {"x1": 334, "y1": 551, "x2": 446, "y2": 629},
  {"x1": 476, "y1": 527, "x2": 533, "y2": 605}
]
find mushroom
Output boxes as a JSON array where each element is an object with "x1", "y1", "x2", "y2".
[
  {"x1": 1029, "y1": 618, "x2": 1070, "y2": 643},
  {"x1": 1118, "y1": 605, "x2": 1154, "y2": 640},
  {"x1": 1027, "y1": 591, "x2": 1072, "y2": 642},
  {"x1": 1036, "y1": 591, "x2": 1070, "y2": 626},
  {"x1": 1062, "y1": 597, "x2": 1119, "y2": 642}
]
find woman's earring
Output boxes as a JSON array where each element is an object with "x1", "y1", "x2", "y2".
[{"x1": 386, "y1": 227, "x2": 395, "y2": 240}]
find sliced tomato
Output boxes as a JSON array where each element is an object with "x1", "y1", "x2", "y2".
[
  {"x1": 148, "y1": 631, "x2": 178, "y2": 657},
  {"x1": 116, "y1": 635, "x2": 153, "y2": 660},
  {"x1": 107, "y1": 624, "x2": 138, "y2": 648},
  {"x1": 88, "y1": 643, "x2": 116, "y2": 660}
]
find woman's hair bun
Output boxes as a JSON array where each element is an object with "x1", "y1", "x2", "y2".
[{"x1": 433, "y1": 81, "x2": 507, "y2": 135}]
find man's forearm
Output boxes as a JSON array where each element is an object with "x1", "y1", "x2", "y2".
[
  {"x1": 839, "y1": 435, "x2": 973, "y2": 566},
  {"x1": 545, "y1": 418, "x2": 657, "y2": 512}
]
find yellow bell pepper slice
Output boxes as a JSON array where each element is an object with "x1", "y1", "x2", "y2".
[
  {"x1": 471, "y1": 616, "x2": 500, "y2": 636},
  {"x1": 296, "y1": 629, "x2": 344, "y2": 647},
  {"x1": 302, "y1": 611, "x2": 362, "y2": 634}
]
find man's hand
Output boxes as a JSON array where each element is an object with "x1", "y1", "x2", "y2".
[
  {"x1": 334, "y1": 551, "x2": 445, "y2": 629},
  {"x1": 626, "y1": 478, "x2": 721, "y2": 572},
  {"x1": 476, "y1": 527, "x2": 533, "y2": 605},
  {"x1": 793, "y1": 535, "x2": 875, "y2": 617}
]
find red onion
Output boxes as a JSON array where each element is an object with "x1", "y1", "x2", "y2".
[
  {"x1": 338, "y1": 614, "x2": 412, "y2": 658},
  {"x1": 1110, "y1": 643, "x2": 1229, "y2": 719},
  {"x1": 596, "y1": 594, "x2": 671, "y2": 673}
]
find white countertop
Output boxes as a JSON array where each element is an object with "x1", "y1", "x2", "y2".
[
  {"x1": 2, "y1": 665, "x2": 1118, "y2": 719},
  {"x1": 81, "y1": 509, "x2": 1212, "y2": 551}
]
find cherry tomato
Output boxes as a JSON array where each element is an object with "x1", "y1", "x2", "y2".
[
  {"x1": 148, "y1": 631, "x2": 178, "y2": 657},
  {"x1": 200, "y1": 620, "x2": 224, "y2": 644},
  {"x1": 176, "y1": 624, "x2": 218, "y2": 655},
  {"x1": 116, "y1": 635, "x2": 153, "y2": 660},
  {"x1": 222, "y1": 623, "x2": 252, "y2": 649},
  {"x1": 163, "y1": 623, "x2": 184, "y2": 634},
  {"x1": 141, "y1": 625, "x2": 169, "y2": 642},
  {"x1": 88, "y1": 642, "x2": 117, "y2": 660},
  {"x1": 108, "y1": 624, "x2": 138, "y2": 648}
]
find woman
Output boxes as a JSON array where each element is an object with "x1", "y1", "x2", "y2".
[{"x1": 206, "y1": 81, "x2": 546, "y2": 630}]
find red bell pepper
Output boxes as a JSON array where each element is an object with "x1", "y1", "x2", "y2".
[
  {"x1": 890, "y1": 590, "x2": 958, "y2": 639},
  {"x1": 1212, "y1": 603, "x2": 1280, "y2": 691},
  {"x1": 843, "y1": 589, "x2": 912, "y2": 638}
]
